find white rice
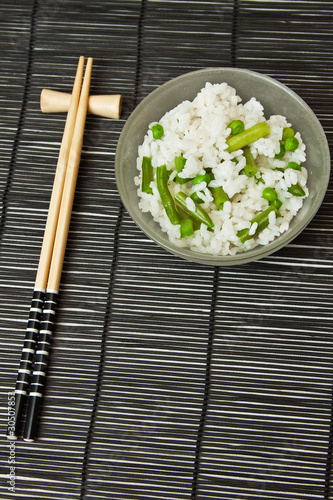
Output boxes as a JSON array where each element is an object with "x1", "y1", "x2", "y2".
[{"x1": 135, "y1": 82, "x2": 308, "y2": 256}]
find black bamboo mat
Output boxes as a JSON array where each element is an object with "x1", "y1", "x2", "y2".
[{"x1": 1, "y1": 1, "x2": 333, "y2": 499}]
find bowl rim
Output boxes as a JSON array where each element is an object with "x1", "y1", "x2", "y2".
[{"x1": 115, "y1": 67, "x2": 331, "y2": 266}]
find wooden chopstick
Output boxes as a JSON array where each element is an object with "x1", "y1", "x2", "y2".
[
  {"x1": 7, "y1": 56, "x2": 85, "y2": 441},
  {"x1": 22, "y1": 57, "x2": 93, "y2": 442},
  {"x1": 7, "y1": 56, "x2": 92, "y2": 441},
  {"x1": 35, "y1": 56, "x2": 85, "y2": 292}
]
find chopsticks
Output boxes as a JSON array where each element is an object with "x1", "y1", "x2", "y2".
[{"x1": 7, "y1": 56, "x2": 93, "y2": 441}]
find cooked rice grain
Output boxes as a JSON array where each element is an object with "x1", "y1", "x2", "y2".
[{"x1": 135, "y1": 82, "x2": 308, "y2": 255}]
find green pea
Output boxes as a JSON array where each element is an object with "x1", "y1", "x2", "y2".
[
  {"x1": 270, "y1": 198, "x2": 282, "y2": 209},
  {"x1": 150, "y1": 123, "x2": 164, "y2": 139},
  {"x1": 262, "y1": 187, "x2": 278, "y2": 201},
  {"x1": 192, "y1": 173, "x2": 211, "y2": 186},
  {"x1": 286, "y1": 161, "x2": 301, "y2": 171},
  {"x1": 228, "y1": 120, "x2": 244, "y2": 135},
  {"x1": 284, "y1": 136, "x2": 299, "y2": 151},
  {"x1": 274, "y1": 143, "x2": 285, "y2": 159},
  {"x1": 282, "y1": 127, "x2": 295, "y2": 141}
]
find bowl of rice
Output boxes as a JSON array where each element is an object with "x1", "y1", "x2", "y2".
[{"x1": 115, "y1": 68, "x2": 330, "y2": 265}]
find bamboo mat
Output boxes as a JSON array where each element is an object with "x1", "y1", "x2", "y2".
[{"x1": 1, "y1": 1, "x2": 333, "y2": 499}]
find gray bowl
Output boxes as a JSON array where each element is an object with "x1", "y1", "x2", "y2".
[{"x1": 115, "y1": 68, "x2": 330, "y2": 265}]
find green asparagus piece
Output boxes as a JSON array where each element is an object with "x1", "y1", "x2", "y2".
[
  {"x1": 226, "y1": 121, "x2": 270, "y2": 153},
  {"x1": 207, "y1": 172, "x2": 229, "y2": 209},
  {"x1": 242, "y1": 146, "x2": 258, "y2": 177},
  {"x1": 180, "y1": 218, "x2": 194, "y2": 238},
  {"x1": 141, "y1": 156, "x2": 153, "y2": 194},
  {"x1": 156, "y1": 165, "x2": 180, "y2": 225},
  {"x1": 175, "y1": 191, "x2": 214, "y2": 229},
  {"x1": 237, "y1": 206, "x2": 280, "y2": 243},
  {"x1": 191, "y1": 192, "x2": 204, "y2": 204},
  {"x1": 176, "y1": 175, "x2": 192, "y2": 184},
  {"x1": 177, "y1": 205, "x2": 201, "y2": 231}
]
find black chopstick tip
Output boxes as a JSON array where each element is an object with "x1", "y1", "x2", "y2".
[{"x1": 23, "y1": 394, "x2": 42, "y2": 442}]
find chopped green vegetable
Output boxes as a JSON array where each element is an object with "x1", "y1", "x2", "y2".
[
  {"x1": 210, "y1": 185, "x2": 229, "y2": 210},
  {"x1": 177, "y1": 205, "x2": 201, "y2": 231},
  {"x1": 175, "y1": 156, "x2": 186, "y2": 172},
  {"x1": 262, "y1": 187, "x2": 278, "y2": 201},
  {"x1": 274, "y1": 143, "x2": 285, "y2": 159},
  {"x1": 282, "y1": 127, "x2": 295, "y2": 141},
  {"x1": 190, "y1": 172, "x2": 229, "y2": 210},
  {"x1": 242, "y1": 146, "x2": 258, "y2": 177},
  {"x1": 237, "y1": 206, "x2": 281, "y2": 243},
  {"x1": 189, "y1": 173, "x2": 210, "y2": 206},
  {"x1": 191, "y1": 192, "x2": 204, "y2": 204},
  {"x1": 150, "y1": 123, "x2": 164, "y2": 139},
  {"x1": 180, "y1": 218, "x2": 194, "y2": 238},
  {"x1": 192, "y1": 173, "x2": 211, "y2": 186},
  {"x1": 284, "y1": 136, "x2": 299, "y2": 152},
  {"x1": 270, "y1": 198, "x2": 282, "y2": 209},
  {"x1": 288, "y1": 184, "x2": 306, "y2": 196},
  {"x1": 207, "y1": 172, "x2": 229, "y2": 210},
  {"x1": 229, "y1": 119, "x2": 244, "y2": 135},
  {"x1": 141, "y1": 156, "x2": 153, "y2": 194},
  {"x1": 226, "y1": 121, "x2": 270, "y2": 153},
  {"x1": 175, "y1": 191, "x2": 214, "y2": 229},
  {"x1": 176, "y1": 175, "x2": 191, "y2": 185},
  {"x1": 286, "y1": 161, "x2": 301, "y2": 171},
  {"x1": 156, "y1": 165, "x2": 180, "y2": 225}
]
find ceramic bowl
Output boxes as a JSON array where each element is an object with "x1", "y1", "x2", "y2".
[{"x1": 115, "y1": 68, "x2": 330, "y2": 266}]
